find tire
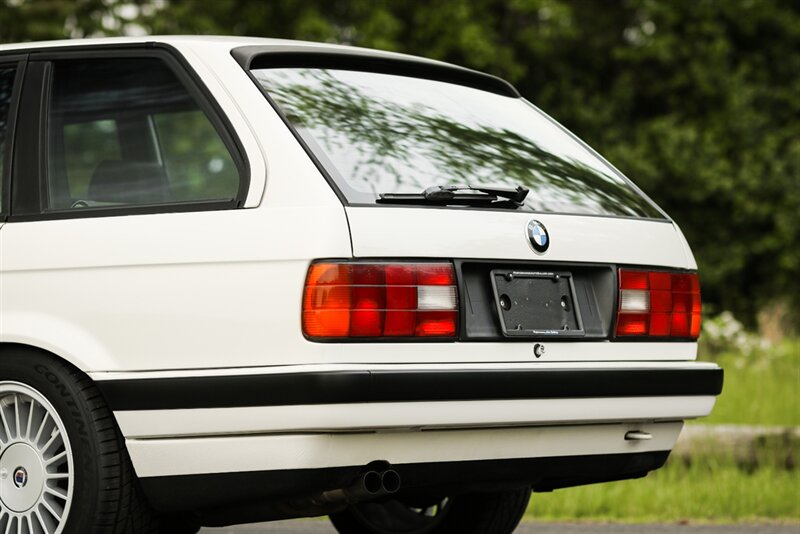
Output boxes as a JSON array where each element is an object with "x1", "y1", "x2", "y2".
[
  {"x1": 329, "y1": 487, "x2": 531, "y2": 534},
  {"x1": 0, "y1": 348, "x2": 161, "y2": 534}
]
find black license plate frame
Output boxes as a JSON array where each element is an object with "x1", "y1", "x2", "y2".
[{"x1": 490, "y1": 269, "x2": 585, "y2": 338}]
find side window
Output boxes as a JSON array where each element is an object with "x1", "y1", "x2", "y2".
[
  {"x1": 0, "y1": 66, "x2": 17, "y2": 213},
  {"x1": 46, "y1": 57, "x2": 241, "y2": 211}
]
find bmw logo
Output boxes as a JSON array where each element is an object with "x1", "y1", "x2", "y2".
[
  {"x1": 13, "y1": 466, "x2": 28, "y2": 488},
  {"x1": 526, "y1": 220, "x2": 549, "y2": 254}
]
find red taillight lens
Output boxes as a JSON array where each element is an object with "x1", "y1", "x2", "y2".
[
  {"x1": 616, "y1": 269, "x2": 701, "y2": 339},
  {"x1": 303, "y1": 262, "x2": 458, "y2": 340}
]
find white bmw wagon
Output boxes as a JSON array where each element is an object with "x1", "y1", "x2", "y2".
[{"x1": 0, "y1": 36, "x2": 722, "y2": 534}]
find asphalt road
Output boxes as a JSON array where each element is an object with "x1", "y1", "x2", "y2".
[{"x1": 202, "y1": 520, "x2": 800, "y2": 534}]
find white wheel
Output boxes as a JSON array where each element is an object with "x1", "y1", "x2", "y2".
[{"x1": 0, "y1": 382, "x2": 74, "y2": 534}]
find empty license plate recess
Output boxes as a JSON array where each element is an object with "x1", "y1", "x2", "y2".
[{"x1": 490, "y1": 270, "x2": 585, "y2": 338}]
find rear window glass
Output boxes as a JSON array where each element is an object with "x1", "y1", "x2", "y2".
[{"x1": 252, "y1": 67, "x2": 663, "y2": 219}]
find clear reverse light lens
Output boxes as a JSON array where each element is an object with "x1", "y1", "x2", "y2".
[
  {"x1": 417, "y1": 286, "x2": 457, "y2": 310},
  {"x1": 620, "y1": 289, "x2": 650, "y2": 312}
]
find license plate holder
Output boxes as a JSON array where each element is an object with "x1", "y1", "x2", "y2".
[{"x1": 490, "y1": 269, "x2": 585, "y2": 338}]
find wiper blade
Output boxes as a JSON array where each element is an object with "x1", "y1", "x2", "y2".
[{"x1": 377, "y1": 184, "x2": 529, "y2": 208}]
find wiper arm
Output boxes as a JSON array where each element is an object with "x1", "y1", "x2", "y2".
[{"x1": 378, "y1": 184, "x2": 529, "y2": 208}]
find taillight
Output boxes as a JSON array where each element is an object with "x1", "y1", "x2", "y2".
[
  {"x1": 303, "y1": 262, "x2": 458, "y2": 340},
  {"x1": 616, "y1": 269, "x2": 701, "y2": 339}
]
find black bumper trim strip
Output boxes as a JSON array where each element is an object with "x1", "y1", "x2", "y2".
[{"x1": 97, "y1": 366, "x2": 723, "y2": 411}]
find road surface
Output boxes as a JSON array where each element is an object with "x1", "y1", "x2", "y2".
[{"x1": 202, "y1": 520, "x2": 799, "y2": 534}]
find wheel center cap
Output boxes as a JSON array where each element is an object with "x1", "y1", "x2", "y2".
[
  {"x1": 0, "y1": 443, "x2": 45, "y2": 512},
  {"x1": 13, "y1": 466, "x2": 28, "y2": 488}
]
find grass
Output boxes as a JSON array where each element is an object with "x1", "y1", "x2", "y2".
[
  {"x1": 525, "y1": 338, "x2": 800, "y2": 523},
  {"x1": 696, "y1": 339, "x2": 799, "y2": 426},
  {"x1": 526, "y1": 458, "x2": 799, "y2": 523}
]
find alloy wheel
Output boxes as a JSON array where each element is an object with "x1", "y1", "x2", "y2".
[{"x1": 0, "y1": 382, "x2": 74, "y2": 534}]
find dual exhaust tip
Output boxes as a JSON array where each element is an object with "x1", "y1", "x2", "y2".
[
  {"x1": 361, "y1": 469, "x2": 402, "y2": 496},
  {"x1": 314, "y1": 468, "x2": 401, "y2": 506}
]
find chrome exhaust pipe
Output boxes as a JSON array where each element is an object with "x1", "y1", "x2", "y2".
[
  {"x1": 311, "y1": 468, "x2": 402, "y2": 506},
  {"x1": 278, "y1": 467, "x2": 403, "y2": 520},
  {"x1": 312, "y1": 470, "x2": 383, "y2": 505}
]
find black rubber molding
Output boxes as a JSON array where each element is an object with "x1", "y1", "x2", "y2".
[{"x1": 97, "y1": 366, "x2": 723, "y2": 411}]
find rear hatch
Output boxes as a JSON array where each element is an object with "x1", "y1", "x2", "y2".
[{"x1": 245, "y1": 49, "x2": 698, "y2": 352}]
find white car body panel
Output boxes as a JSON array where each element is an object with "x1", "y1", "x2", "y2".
[
  {"x1": 347, "y1": 207, "x2": 689, "y2": 268},
  {"x1": 0, "y1": 208, "x2": 351, "y2": 371},
  {"x1": 0, "y1": 36, "x2": 721, "y2": 507}
]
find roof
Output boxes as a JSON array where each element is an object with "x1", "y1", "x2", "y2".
[
  {"x1": 0, "y1": 35, "x2": 444, "y2": 65},
  {"x1": 0, "y1": 35, "x2": 519, "y2": 98}
]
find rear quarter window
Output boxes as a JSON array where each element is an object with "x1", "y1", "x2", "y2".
[{"x1": 46, "y1": 57, "x2": 241, "y2": 211}]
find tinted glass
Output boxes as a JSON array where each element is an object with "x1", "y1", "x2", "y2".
[
  {"x1": 47, "y1": 58, "x2": 240, "y2": 211},
  {"x1": 153, "y1": 110, "x2": 240, "y2": 202},
  {"x1": 254, "y1": 68, "x2": 662, "y2": 218},
  {"x1": 0, "y1": 66, "x2": 16, "y2": 211}
]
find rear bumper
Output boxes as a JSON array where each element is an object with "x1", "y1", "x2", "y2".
[
  {"x1": 95, "y1": 361, "x2": 720, "y2": 480},
  {"x1": 99, "y1": 361, "x2": 721, "y2": 521}
]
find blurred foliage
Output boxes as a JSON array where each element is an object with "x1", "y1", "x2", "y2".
[
  {"x1": 699, "y1": 310, "x2": 771, "y2": 358},
  {"x1": 1, "y1": 0, "x2": 799, "y2": 326},
  {"x1": 698, "y1": 337, "x2": 799, "y2": 426}
]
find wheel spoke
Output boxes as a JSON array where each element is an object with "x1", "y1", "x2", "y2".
[
  {"x1": 39, "y1": 431, "x2": 59, "y2": 455},
  {"x1": 0, "y1": 403, "x2": 10, "y2": 443},
  {"x1": 45, "y1": 450, "x2": 67, "y2": 467},
  {"x1": 33, "y1": 412, "x2": 50, "y2": 448},
  {"x1": 14, "y1": 394, "x2": 21, "y2": 440},
  {"x1": 40, "y1": 499, "x2": 62, "y2": 521},
  {"x1": 33, "y1": 510, "x2": 48, "y2": 534},
  {"x1": 45, "y1": 486, "x2": 68, "y2": 501},
  {"x1": 26, "y1": 398, "x2": 36, "y2": 440}
]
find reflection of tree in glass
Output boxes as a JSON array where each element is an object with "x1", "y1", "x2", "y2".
[{"x1": 261, "y1": 69, "x2": 659, "y2": 217}]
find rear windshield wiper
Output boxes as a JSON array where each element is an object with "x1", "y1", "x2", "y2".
[{"x1": 377, "y1": 184, "x2": 529, "y2": 208}]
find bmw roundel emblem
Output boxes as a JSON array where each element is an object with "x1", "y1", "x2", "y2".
[
  {"x1": 526, "y1": 220, "x2": 549, "y2": 254},
  {"x1": 13, "y1": 466, "x2": 28, "y2": 488}
]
